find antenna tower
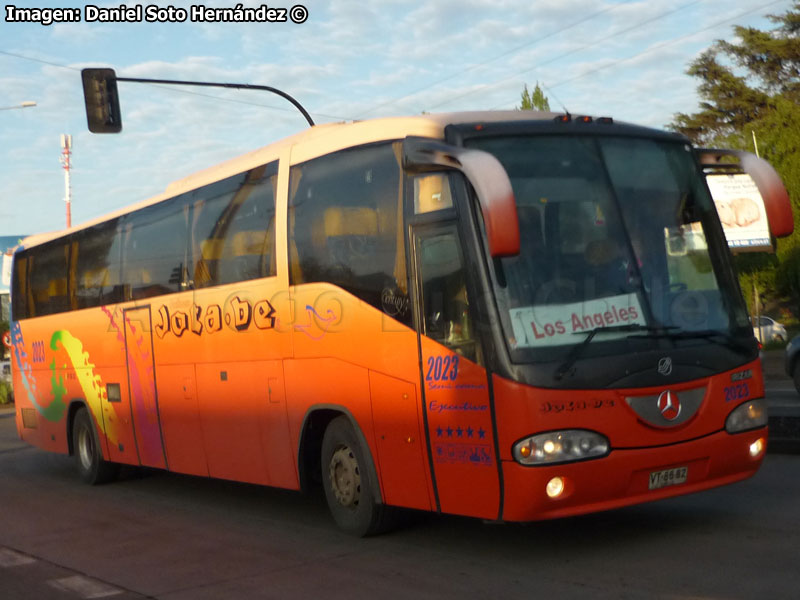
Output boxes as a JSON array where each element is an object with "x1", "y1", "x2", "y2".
[{"x1": 60, "y1": 134, "x2": 73, "y2": 228}]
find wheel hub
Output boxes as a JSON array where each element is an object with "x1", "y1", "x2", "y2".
[
  {"x1": 329, "y1": 445, "x2": 361, "y2": 508},
  {"x1": 77, "y1": 427, "x2": 93, "y2": 470}
]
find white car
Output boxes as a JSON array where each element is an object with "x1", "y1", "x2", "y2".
[{"x1": 751, "y1": 315, "x2": 787, "y2": 343}]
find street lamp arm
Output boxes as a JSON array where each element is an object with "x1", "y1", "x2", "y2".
[{"x1": 0, "y1": 101, "x2": 37, "y2": 111}]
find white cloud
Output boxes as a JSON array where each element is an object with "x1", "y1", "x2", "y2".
[{"x1": 50, "y1": 20, "x2": 107, "y2": 43}]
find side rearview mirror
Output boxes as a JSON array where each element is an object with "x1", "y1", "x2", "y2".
[
  {"x1": 699, "y1": 148, "x2": 793, "y2": 239},
  {"x1": 403, "y1": 137, "x2": 520, "y2": 258}
]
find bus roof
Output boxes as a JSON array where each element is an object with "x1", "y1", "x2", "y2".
[{"x1": 18, "y1": 110, "x2": 638, "y2": 251}]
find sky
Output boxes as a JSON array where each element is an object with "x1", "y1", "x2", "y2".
[{"x1": 0, "y1": 0, "x2": 793, "y2": 240}]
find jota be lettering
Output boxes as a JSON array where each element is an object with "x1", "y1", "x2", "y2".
[{"x1": 155, "y1": 296, "x2": 276, "y2": 338}]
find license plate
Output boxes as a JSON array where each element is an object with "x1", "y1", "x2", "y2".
[{"x1": 648, "y1": 466, "x2": 688, "y2": 490}]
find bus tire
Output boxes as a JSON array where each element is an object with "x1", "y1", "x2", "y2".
[
  {"x1": 72, "y1": 407, "x2": 119, "y2": 485},
  {"x1": 321, "y1": 415, "x2": 393, "y2": 536}
]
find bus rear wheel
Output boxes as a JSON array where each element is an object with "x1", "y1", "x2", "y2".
[
  {"x1": 72, "y1": 407, "x2": 119, "y2": 485},
  {"x1": 321, "y1": 416, "x2": 394, "y2": 536}
]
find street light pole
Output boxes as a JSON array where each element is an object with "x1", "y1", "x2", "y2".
[{"x1": 0, "y1": 101, "x2": 37, "y2": 110}]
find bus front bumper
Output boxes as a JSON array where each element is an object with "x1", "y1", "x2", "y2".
[{"x1": 501, "y1": 427, "x2": 767, "y2": 522}]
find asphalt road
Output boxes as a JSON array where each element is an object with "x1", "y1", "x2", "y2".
[{"x1": 1, "y1": 404, "x2": 800, "y2": 600}]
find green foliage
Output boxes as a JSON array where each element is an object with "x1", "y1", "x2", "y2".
[
  {"x1": 717, "y1": 12, "x2": 800, "y2": 97},
  {"x1": 519, "y1": 82, "x2": 550, "y2": 111},
  {"x1": 671, "y1": 2, "x2": 800, "y2": 146},
  {"x1": 672, "y1": 50, "x2": 770, "y2": 146},
  {"x1": 0, "y1": 381, "x2": 11, "y2": 405},
  {"x1": 777, "y1": 246, "x2": 800, "y2": 300},
  {"x1": 735, "y1": 253, "x2": 778, "y2": 313},
  {"x1": 749, "y1": 94, "x2": 800, "y2": 303},
  {"x1": 669, "y1": 1, "x2": 800, "y2": 312}
]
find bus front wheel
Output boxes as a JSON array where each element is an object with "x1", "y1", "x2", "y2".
[
  {"x1": 321, "y1": 415, "x2": 393, "y2": 536},
  {"x1": 72, "y1": 407, "x2": 119, "y2": 485}
]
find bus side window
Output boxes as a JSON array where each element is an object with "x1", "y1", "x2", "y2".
[
  {"x1": 73, "y1": 220, "x2": 123, "y2": 309},
  {"x1": 288, "y1": 143, "x2": 411, "y2": 325},
  {"x1": 11, "y1": 255, "x2": 29, "y2": 319},
  {"x1": 417, "y1": 229, "x2": 481, "y2": 364},
  {"x1": 27, "y1": 241, "x2": 70, "y2": 317},
  {"x1": 191, "y1": 162, "x2": 277, "y2": 288},
  {"x1": 218, "y1": 166, "x2": 277, "y2": 285},
  {"x1": 122, "y1": 200, "x2": 189, "y2": 301}
]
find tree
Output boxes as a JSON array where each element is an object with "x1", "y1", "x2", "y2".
[
  {"x1": 669, "y1": 2, "x2": 800, "y2": 311},
  {"x1": 671, "y1": 50, "x2": 770, "y2": 147},
  {"x1": 671, "y1": 1, "x2": 799, "y2": 147},
  {"x1": 519, "y1": 82, "x2": 550, "y2": 111},
  {"x1": 717, "y1": 11, "x2": 800, "y2": 98}
]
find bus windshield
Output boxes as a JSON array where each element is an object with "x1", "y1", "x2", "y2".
[{"x1": 466, "y1": 134, "x2": 751, "y2": 364}]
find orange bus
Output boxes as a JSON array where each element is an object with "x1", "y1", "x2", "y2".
[{"x1": 9, "y1": 111, "x2": 792, "y2": 535}]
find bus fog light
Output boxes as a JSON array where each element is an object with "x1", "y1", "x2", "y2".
[
  {"x1": 726, "y1": 399, "x2": 767, "y2": 433},
  {"x1": 513, "y1": 430, "x2": 609, "y2": 465},
  {"x1": 546, "y1": 477, "x2": 565, "y2": 498},
  {"x1": 749, "y1": 437, "x2": 765, "y2": 458}
]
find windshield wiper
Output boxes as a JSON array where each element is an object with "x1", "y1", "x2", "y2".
[{"x1": 554, "y1": 324, "x2": 676, "y2": 380}]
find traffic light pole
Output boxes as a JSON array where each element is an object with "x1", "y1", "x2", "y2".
[
  {"x1": 114, "y1": 76, "x2": 315, "y2": 127},
  {"x1": 81, "y1": 68, "x2": 315, "y2": 133}
]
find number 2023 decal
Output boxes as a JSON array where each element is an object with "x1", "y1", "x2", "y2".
[
  {"x1": 426, "y1": 355, "x2": 459, "y2": 382},
  {"x1": 724, "y1": 382, "x2": 750, "y2": 402}
]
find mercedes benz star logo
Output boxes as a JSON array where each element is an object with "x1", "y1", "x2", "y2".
[
  {"x1": 657, "y1": 357, "x2": 673, "y2": 376},
  {"x1": 657, "y1": 390, "x2": 681, "y2": 421}
]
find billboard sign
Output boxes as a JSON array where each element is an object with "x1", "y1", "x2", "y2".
[{"x1": 706, "y1": 173, "x2": 771, "y2": 251}]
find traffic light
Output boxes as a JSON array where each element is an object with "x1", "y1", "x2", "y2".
[{"x1": 81, "y1": 68, "x2": 122, "y2": 133}]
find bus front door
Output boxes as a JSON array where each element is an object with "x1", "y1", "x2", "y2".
[{"x1": 413, "y1": 221, "x2": 500, "y2": 520}]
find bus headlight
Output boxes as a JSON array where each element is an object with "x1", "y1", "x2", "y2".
[
  {"x1": 725, "y1": 399, "x2": 768, "y2": 433},
  {"x1": 513, "y1": 430, "x2": 609, "y2": 465}
]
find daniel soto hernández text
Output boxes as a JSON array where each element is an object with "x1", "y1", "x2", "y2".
[{"x1": 4, "y1": 4, "x2": 310, "y2": 25}]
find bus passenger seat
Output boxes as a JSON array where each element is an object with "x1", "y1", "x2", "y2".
[
  {"x1": 82, "y1": 267, "x2": 110, "y2": 290},
  {"x1": 320, "y1": 207, "x2": 379, "y2": 266},
  {"x1": 231, "y1": 230, "x2": 265, "y2": 257},
  {"x1": 228, "y1": 230, "x2": 268, "y2": 281},
  {"x1": 47, "y1": 278, "x2": 70, "y2": 312}
]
